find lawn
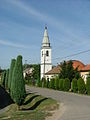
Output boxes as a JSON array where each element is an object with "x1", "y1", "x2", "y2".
[{"x1": 0, "y1": 93, "x2": 59, "y2": 120}]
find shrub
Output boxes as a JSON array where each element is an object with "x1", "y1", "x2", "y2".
[
  {"x1": 11, "y1": 55, "x2": 26, "y2": 107},
  {"x1": 77, "y1": 78, "x2": 86, "y2": 94},
  {"x1": 63, "y1": 78, "x2": 70, "y2": 91},
  {"x1": 55, "y1": 77, "x2": 59, "y2": 90},
  {"x1": 42, "y1": 77, "x2": 46, "y2": 88},
  {"x1": 1, "y1": 71, "x2": 6, "y2": 87},
  {"x1": 5, "y1": 69, "x2": 9, "y2": 89},
  {"x1": 72, "y1": 78, "x2": 78, "y2": 93},
  {"x1": 59, "y1": 79, "x2": 64, "y2": 91},
  {"x1": 86, "y1": 77, "x2": 90, "y2": 95},
  {"x1": 49, "y1": 78, "x2": 55, "y2": 89},
  {"x1": 8, "y1": 59, "x2": 16, "y2": 91},
  {"x1": 46, "y1": 79, "x2": 49, "y2": 88},
  {"x1": 37, "y1": 79, "x2": 42, "y2": 87}
]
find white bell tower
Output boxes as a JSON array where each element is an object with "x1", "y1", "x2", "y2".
[{"x1": 41, "y1": 27, "x2": 52, "y2": 79}]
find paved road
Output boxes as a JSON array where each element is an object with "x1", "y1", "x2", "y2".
[{"x1": 26, "y1": 86, "x2": 90, "y2": 120}]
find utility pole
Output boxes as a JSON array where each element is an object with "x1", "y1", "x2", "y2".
[{"x1": 43, "y1": 52, "x2": 46, "y2": 78}]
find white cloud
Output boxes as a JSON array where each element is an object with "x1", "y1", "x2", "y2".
[{"x1": 0, "y1": 39, "x2": 29, "y2": 49}]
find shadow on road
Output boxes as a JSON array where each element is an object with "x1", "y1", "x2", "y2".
[{"x1": 0, "y1": 86, "x2": 13, "y2": 109}]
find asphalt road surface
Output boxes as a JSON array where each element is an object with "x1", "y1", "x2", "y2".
[{"x1": 26, "y1": 86, "x2": 90, "y2": 120}]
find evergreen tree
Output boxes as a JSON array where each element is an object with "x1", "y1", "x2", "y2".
[
  {"x1": 55, "y1": 77, "x2": 59, "y2": 90},
  {"x1": 5, "y1": 69, "x2": 9, "y2": 89},
  {"x1": 49, "y1": 78, "x2": 55, "y2": 89},
  {"x1": 1, "y1": 71, "x2": 6, "y2": 87},
  {"x1": 77, "y1": 78, "x2": 86, "y2": 94},
  {"x1": 8, "y1": 59, "x2": 16, "y2": 91},
  {"x1": 59, "y1": 61, "x2": 67, "y2": 79},
  {"x1": 72, "y1": 78, "x2": 78, "y2": 93},
  {"x1": 59, "y1": 61, "x2": 80, "y2": 82},
  {"x1": 86, "y1": 77, "x2": 90, "y2": 95},
  {"x1": 63, "y1": 78, "x2": 70, "y2": 91},
  {"x1": 59, "y1": 79, "x2": 64, "y2": 91},
  {"x1": 11, "y1": 55, "x2": 26, "y2": 108},
  {"x1": 46, "y1": 78, "x2": 49, "y2": 88}
]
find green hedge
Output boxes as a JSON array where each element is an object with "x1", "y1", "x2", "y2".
[
  {"x1": 86, "y1": 77, "x2": 90, "y2": 95},
  {"x1": 72, "y1": 78, "x2": 78, "y2": 93},
  {"x1": 59, "y1": 79, "x2": 64, "y2": 91},
  {"x1": 63, "y1": 78, "x2": 70, "y2": 91},
  {"x1": 77, "y1": 78, "x2": 86, "y2": 94}
]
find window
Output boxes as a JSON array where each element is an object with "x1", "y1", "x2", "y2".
[
  {"x1": 42, "y1": 51, "x2": 43, "y2": 57},
  {"x1": 46, "y1": 50, "x2": 49, "y2": 56}
]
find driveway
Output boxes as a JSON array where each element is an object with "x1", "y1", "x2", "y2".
[{"x1": 26, "y1": 86, "x2": 90, "y2": 120}]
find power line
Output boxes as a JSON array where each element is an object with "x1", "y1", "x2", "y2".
[{"x1": 52, "y1": 49, "x2": 90, "y2": 61}]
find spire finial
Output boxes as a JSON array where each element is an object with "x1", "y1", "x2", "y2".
[{"x1": 45, "y1": 24, "x2": 47, "y2": 29}]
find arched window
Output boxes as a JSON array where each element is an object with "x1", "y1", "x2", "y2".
[
  {"x1": 42, "y1": 51, "x2": 43, "y2": 57},
  {"x1": 46, "y1": 50, "x2": 49, "y2": 56}
]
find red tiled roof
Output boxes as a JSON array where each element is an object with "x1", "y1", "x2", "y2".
[
  {"x1": 45, "y1": 60, "x2": 89, "y2": 75},
  {"x1": 72, "y1": 60, "x2": 85, "y2": 71},
  {"x1": 81, "y1": 64, "x2": 90, "y2": 71}
]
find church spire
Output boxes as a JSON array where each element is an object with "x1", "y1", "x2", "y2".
[{"x1": 42, "y1": 26, "x2": 50, "y2": 47}]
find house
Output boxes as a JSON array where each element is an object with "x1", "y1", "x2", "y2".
[
  {"x1": 23, "y1": 67, "x2": 34, "y2": 78},
  {"x1": 45, "y1": 60, "x2": 90, "y2": 83}
]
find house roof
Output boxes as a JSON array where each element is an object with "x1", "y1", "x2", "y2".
[
  {"x1": 45, "y1": 65, "x2": 61, "y2": 75},
  {"x1": 45, "y1": 60, "x2": 89, "y2": 75},
  {"x1": 81, "y1": 64, "x2": 90, "y2": 71},
  {"x1": 72, "y1": 60, "x2": 85, "y2": 71}
]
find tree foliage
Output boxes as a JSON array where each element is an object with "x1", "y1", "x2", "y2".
[
  {"x1": 55, "y1": 77, "x2": 59, "y2": 90},
  {"x1": 86, "y1": 77, "x2": 90, "y2": 95},
  {"x1": 5, "y1": 69, "x2": 9, "y2": 89},
  {"x1": 1, "y1": 71, "x2": 6, "y2": 87},
  {"x1": 63, "y1": 78, "x2": 70, "y2": 91},
  {"x1": 77, "y1": 78, "x2": 86, "y2": 94},
  {"x1": 59, "y1": 79, "x2": 64, "y2": 91},
  {"x1": 59, "y1": 61, "x2": 80, "y2": 82},
  {"x1": 72, "y1": 78, "x2": 78, "y2": 93},
  {"x1": 8, "y1": 59, "x2": 16, "y2": 91},
  {"x1": 23, "y1": 64, "x2": 40, "y2": 82},
  {"x1": 11, "y1": 55, "x2": 26, "y2": 106},
  {"x1": 49, "y1": 78, "x2": 55, "y2": 89}
]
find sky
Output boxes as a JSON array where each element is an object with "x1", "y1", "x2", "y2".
[{"x1": 0, "y1": 0, "x2": 90, "y2": 69}]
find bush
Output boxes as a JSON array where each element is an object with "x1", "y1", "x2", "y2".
[
  {"x1": 1, "y1": 71, "x2": 6, "y2": 87},
  {"x1": 11, "y1": 55, "x2": 26, "y2": 106},
  {"x1": 49, "y1": 78, "x2": 55, "y2": 89},
  {"x1": 55, "y1": 77, "x2": 59, "y2": 90},
  {"x1": 5, "y1": 69, "x2": 9, "y2": 89},
  {"x1": 77, "y1": 78, "x2": 86, "y2": 94},
  {"x1": 72, "y1": 78, "x2": 78, "y2": 93},
  {"x1": 37, "y1": 79, "x2": 42, "y2": 87},
  {"x1": 63, "y1": 78, "x2": 70, "y2": 91},
  {"x1": 59, "y1": 79, "x2": 64, "y2": 91},
  {"x1": 8, "y1": 59, "x2": 16, "y2": 91},
  {"x1": 86, "y1": 77, "x2": 90, "y2": 95},
  {"x1": 42, "y1": 77, "x2": 46, "y2": 88},
  {"x1": 46, "y1": 79, "x2": 49, "y2": 88}
]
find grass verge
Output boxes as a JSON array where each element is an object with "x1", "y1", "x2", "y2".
[{"x1": 0, "y1": 93, "x2": 59, "y2": 120}]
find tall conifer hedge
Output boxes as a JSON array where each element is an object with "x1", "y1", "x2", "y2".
[
  {"x1": 77, "y1": 78, "x2": 86, "y2": 94},
  {"x1": 11, "y1": 55, "x2": 26, "y2": 106},
  {"x1": 5, "y1": 69, "x2": 9, "y2": 89},
  {"x1": 8, "y1": 59, "x2": 16, "y2": 91},
  {"x1": 86, "y1": 77, "x2": 90, "y2": 95},
  {"x1": 63, "y1": 78, "x2": 70, "y2": 91},
  {"x1": 72, "y1": 78, "x2": 78, "y2": 93}
]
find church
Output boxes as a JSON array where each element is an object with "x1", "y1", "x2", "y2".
[{"x1": 40, "y1": 27, "x2": 90, "y2": 83}]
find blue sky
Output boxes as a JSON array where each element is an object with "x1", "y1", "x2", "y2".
[{"x1": 0, "y1": 0, "x2": 90, "y2": 69}]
